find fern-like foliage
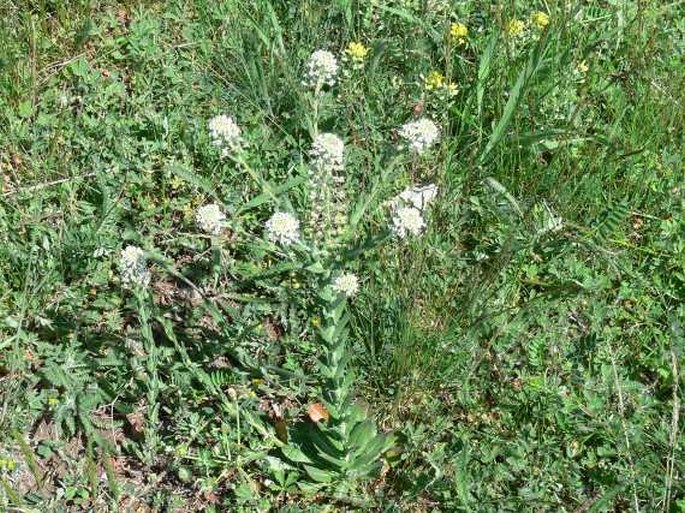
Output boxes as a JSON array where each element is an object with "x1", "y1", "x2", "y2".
[
  {"x1": 588, "y1": 197, "x2": 630, "y2": 246},
  {"x1": 38, "y1": 341, "x2": 113, "y2": 440}
]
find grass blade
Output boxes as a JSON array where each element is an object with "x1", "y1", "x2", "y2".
[{"x1": 480, "y1": 35, "x2": 550, "y2": 163}]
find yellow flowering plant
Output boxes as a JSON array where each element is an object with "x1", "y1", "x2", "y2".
[
  {"x1": 344, "y1": 41, "x2": 369, "y2": 68},
  {"x1": 449, "y1": 21, "x2": 468, "y2": 45},
  {"x1": 445, "y1": 82, "x2": 459, "y2": 97},
  {"x1": 422, "y1": 70, "x2": 459, "y2": 102},
  {"x1": 506, "y1": 19, "x2": 526, "y2": 38},
  {"x1": 531, "y1": 11, "x2": 550, "y2": 29},
  {"x1": 424, "y1": 70, "x2": 445, "y2": 91}
]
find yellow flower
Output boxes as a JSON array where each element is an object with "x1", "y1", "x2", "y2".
[
  {"x1": 531, "y1": 11, "x2": 550, "y2": 29},
  {"x1": 345, "y1": 42, "x2": 369, "y2": 63},
  {"x1": 506, "y1": 19, "x2": 526, "y2": 37},
  {"x1": 450, "y1": 21, "x2": 468, "y2": 44},
  {"x1": 576, "y1": 60, "x2": 589, "y2": 74},
  {"x1": 446, "y1": 82, "x2": 459, "y2": 96},
  {"x1": 424, "y1": 70, "x2": 445, "y2": 91}
]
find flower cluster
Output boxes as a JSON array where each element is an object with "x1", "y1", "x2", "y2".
[
  {"x1": 424, "y1": 70, "x2": 445, "y2": 91},
  {"x1": 423, "y1": 70, "x2": 459, "y2": 97},
  {"x1": 398, "y1": 118, "x2": 440, "y2": 154},
  {"x1": 195, "y1": 203, "x2": 226, "y2": 235},
  {"x1": 574, "y1": 60, "x2": 589, "y2": 83},
  {"x1": 388, "y1": 184, "x2": 439, "y2": 212},
  {"x1": 387, "y1": 183, "x2": 439, "y2": 239},
  {"x1": 344, "y1": 42, "x2": 369, "y2": 66},
  {"x1": 531, "y1": 11, "x2": 550, "y2": 29},
  {"x1": 265, "y1": 211, "x2": 301, "y2": 246},
  {"x1": 505, "y1": 19, "x2": 526, "y2": 38},
  {"x1": 208, "y1": 115, "x2": 245, "y2": 157},
  {"x1": 505, "y1": 11, "x2": 550, "y2": 42},
  {"x1": 120, "y1": 245, "x2": 150, "y2": 288},
  {"x1": 194, "y1": 48, "x2": 445, "y2": 279},
  {"x1": 332, "y1": 273, "x2": 360, "y2": 298},
  {"x1": 303, "y1": 50, "x2": 339, "y2": 89},
  {"x1": 391, "y1": 206, "x2": 426, "y2": 239},
  {"x1": 449, "y1": 21, "x2": 468, "y2": 45},
  {"x1": 308, "y1": 133, "x2": 347, "y2": 245},
  {"x1": 309, "y1": 133, "x2": 345, "y2": 172},
  {"x1": 0, "y1": 456, "x2": 17, "y2": 472}
]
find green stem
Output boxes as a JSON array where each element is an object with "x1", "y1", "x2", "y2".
[{"x1": 136, "y1": 290, "x2": 160, "y2": 464}]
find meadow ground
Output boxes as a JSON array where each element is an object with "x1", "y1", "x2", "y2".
[{"x1": 0, "y1": 1, "x2": 684, "y2": 511}]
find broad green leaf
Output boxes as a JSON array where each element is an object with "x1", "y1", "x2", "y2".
[
  {"x1": 348, "y1": 419, "x2": 376, "y2": 450},
  {"x1": 303, "y1": 464, "x2": 333, "y2": 483},
  {"x1": 281, "y1": 445, "x2": 313, "y2": 465}
]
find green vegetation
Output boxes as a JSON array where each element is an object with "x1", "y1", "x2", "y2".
[{"x1": 1, "y1": 0, "x2": 683, "y2": 511}]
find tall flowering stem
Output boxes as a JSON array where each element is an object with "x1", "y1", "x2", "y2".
[
  {"x1": 277, "y1": 49, "x2": 398, "y2": 489},
  {"x1": 302, "y1": 49, "x2": 338, "y2": 138}
]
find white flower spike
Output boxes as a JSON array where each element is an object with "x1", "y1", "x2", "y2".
[
  {"x1": 310, "y1": 133, "x2": 345, "y2": 172},
  {"x1": 388, "y1": 184, "x2": 439, "y2": 212},
  {"x1": 208, "y1": 114, "x2": 245, "y2": 157}
]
